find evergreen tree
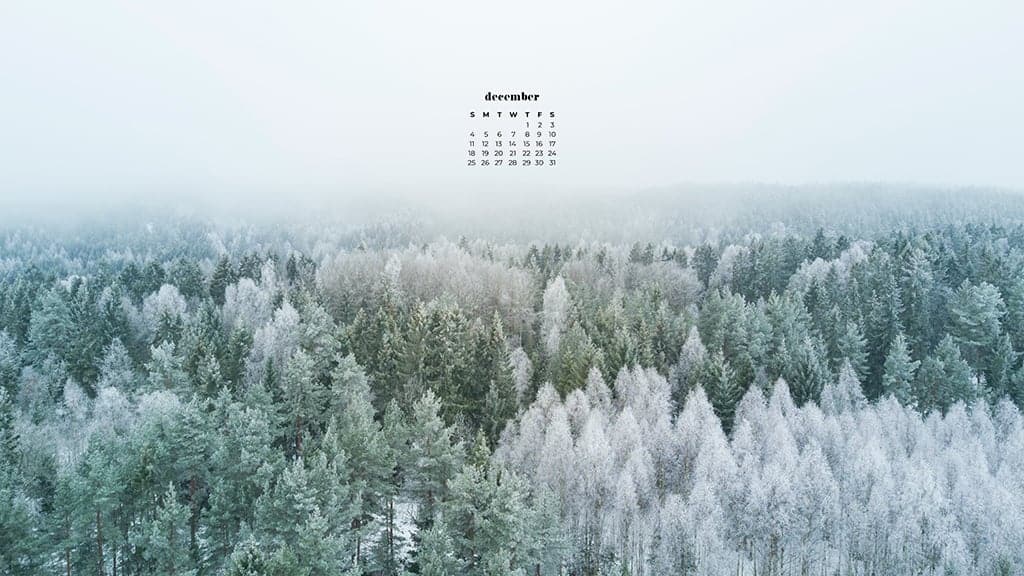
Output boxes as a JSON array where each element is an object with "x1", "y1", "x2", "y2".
[
  {"x1": 255, "y1": 458, "x2": 318, "y2": 549},
  {"x1": 949, "y1": 280, "x2": 1006, "y2": 368},
  {"x1": 0, "y1": 388, "x2": 38, "y2": 575},
  {"x1": 417, "y1": 521, "x2": 459, "y2": 576},
  {"x1": 900, "y1": 247, "x2": 940, "y2": 354},
  {"x1": 281, "y1": 349, "x2": 325, "y2": 456},
  {"x1": 374, "y1": 399, "x2": 409, "y2": 575},
  {"x1": 0, "y1": 388, "x2": 20, "y2": 468},
  {"x1": 395, "y1": 303, "x2": 429, "y2": 413},
  {"x1": 210, "y1": 256, "x2": 236, "y2": 306},
  {"x1": 913, "y1": 335, "x2": 978, "y2": 413},
  {"x1": 422, "y1": 302, "x2": 471, "y2": 421},
  {"x1": 693, "y1": 243, "x2": 719, "y2": 287},
  {"x1": 864, "y1": 257, "x2": 904, "y2": 398},
  {"x1": 670, "y1": 326, "x2": 707, "y2": 403},
  {"x1": 0, "y1": 331, "x2": 19, "y2": 396},
  {"x1": 224, "y1": 536, "x2": 272, "y2": 576},
  {"x1": 834, "y1": 319, "x2": 869, "y2": 379},
  {"x1": 97, "y1": 337, "x2": 140, "y2": 394},
  {"x1": 480, "y1": 313, "x2": 518, "y2": 443},
  {"x1": 328, "y1": 354, "x2": 394, "y2": 565},
  {"x1": 25, "y1": 286, "x2": 74, "y2": 369},
  {"x1": 702, "y1": 352, "x2": 742, "y2": 433},
  {"x1": 173, "y1": 399, "x2": 212, "y2": 559},
  {"x1": 986, "y1": 332, "x2": 1017, "y2": 401},
  {"x1": 206, "y1": 392, "x2": 283, "y2": 562},
  {"x1": 438, "y1": 453, "x2": 530, "y2": 576},
  {"x1": 138, "y1": 483, "x2": 195, "y2": 576},
  {"x1": 407, "y1": 391, "x2": 464, "y2": 527},
  {"x1": 0, "y1": 467, "x2": 39, "y2": 575},
  {"x1": 146, "y1": 341, "x2": 189, "y2": 393},
  {"x1": 881, "y1": 333, "x2": 919, "y2": 404},
  {"x1": 553, "y1": 322, "x2": 603, "y2": 397}
]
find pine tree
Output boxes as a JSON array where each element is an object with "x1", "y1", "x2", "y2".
[
  {"x1": 374, "y1": 399, "x2": 409, "y2": 575},
  {"x1": 256, "y1": 458, "x2": 318, "y2": 548},
  {"x1": 703, "y1": 352, "x2": 742, "y2": 433},
  {"x1": 480, "y1": 313, "x2": 517, "y2": 443},
  {"x1": 0, "y1": 388, "x2": 20, "y2": 468},
  {"x1": 210, "y1": 256, "x2": 236, "y2": 306},
  {"x1": 900, "y1": 247, "x2": 940, "y2": 355},
  {"x1": 834, "y1": 319, "x2": 869, "y2": 379},
  {"x1": 693, "y1": 243, "x2": 719, "y2": 287},
  {"x1": 222, "y1": 327, "x2": 253, "y2": 389},
  {"x1": 439, "y1": 455, "x2": 530, "y2": 576},
  {"x1": 139, "y1": 483, "x2": 195, "y2": 576},
  {"x1": 821, "y1": 359, "x2": 866, "y2": 414},
  {"x1": 173, "y1": 399, "x2": 211, "y2": 559},
  {"x1": 146, "y1": 341, "x2": 189, "y2": 393},
  {"x1": 670, "y1": 326, "x2": 707, "y2": 402},
  {"x1": 395, "y1": 302, "x2": 429, "y2": 413},
  {"x1": 949, "y1": 280, "x2": 1006, "y2": 372},
  {"x1": 864, "y1": 258, "x2": 904, "y2": 398},
  {"x1": 407, "y1": 390, "x2": 464, "y2": 527},
  {"x1": 372, "y1": 304, "x2": 404, "y2": 412},
  {"x1": 554, "y1": 322, "x2": 603, "y2": 397},
  {"x1": 0, "y1": 331, "x2": 19, "y2": 396},
  {"x1": 328, "y1": 354, "x2": 394, "y2": 565},
  {"x1": 206, "y1": 393, "x2": 283, "y2": 562},
  {"x1": 787, "y1": 336, "x2": 830, "y2": 406},
  {"x1": 281, "y1": 349, "x2": 325, "y2": 456},
  {"x1": 521, "y1": 487, "x2": 568, "y2": 576},
  {"x1": 25, "y1": 286, "x2": 74, "y2": 369},
  {"x1": 0, "y1": 388, "x2": 37, "y2": 575},
  {"x1": 986, "y1": 332, "x2": 1017, "y2": 401},
  {"x1": 224, "y1": 536, "x2": 270, "y2": 576},
  {"x1": 417, "y1": 521, "x2": 459, "y2": 576},
  {"x1": 881, "y1": 333, "x2": 919, "y2": 404},
  {"x1": 0, "y1": 468, "x2": 39, "y2": 575},
  {"x1": 97, "y1": 337, "x2": 140, "y2": 394},
  {"x1": 913, "y1": 335, "x2": 977, "y2": 413},
  {"x1": 422, "y1": 301, "x2": 471, "y2": 420}
]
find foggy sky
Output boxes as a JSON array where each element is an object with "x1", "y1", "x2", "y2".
[{"x1": 1, "y1": 0, "x2": 1023, "y2": 211}]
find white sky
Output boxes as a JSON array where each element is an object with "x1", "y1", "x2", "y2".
[{"x1": 1, "y1": 0, "x2": 1022, "y2": 207}]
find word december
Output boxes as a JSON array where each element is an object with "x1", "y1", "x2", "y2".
[{"x1": 484, "y1": 91, "x2": 540, "y2": 101}]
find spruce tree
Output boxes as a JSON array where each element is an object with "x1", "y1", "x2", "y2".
[
  {"x1": 481, "y1": 313, "x2": 517, "y2": 443},
  {"x1": 881, "y1": 333, "x2": 918, "y2": 404},
  {"x1": 834, "y1": 319, "x2": 869, "y2": 379},
  {"x1": 703, "y1": 352, "x2": 742, "y2": 434},
  {"x1": 210, "y1": 256, "x2": 236, "y2": 306}
]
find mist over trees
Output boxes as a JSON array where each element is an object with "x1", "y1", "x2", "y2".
[{"x1": 2, "y1": 188, "x2": 1024, "y2": 574}]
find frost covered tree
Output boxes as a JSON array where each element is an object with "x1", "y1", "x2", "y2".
[
  {"x1": 669, "y1": 326, "x2": 706, "y2": 402},
  {"x1": 541, "y1": 276, "x2": 570, "y2": 356}
]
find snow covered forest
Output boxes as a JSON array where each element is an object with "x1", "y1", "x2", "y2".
[{"x1": 3, "y1": 188, "x2": 1024, "y2": 575}]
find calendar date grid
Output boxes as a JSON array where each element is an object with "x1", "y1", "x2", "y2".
[
  {"x1": 467, "y1": 92, "x2": 557, "y2": 167},
  {"x1": 467, "y1": 121, "x2": 558, "y2": 168}
]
